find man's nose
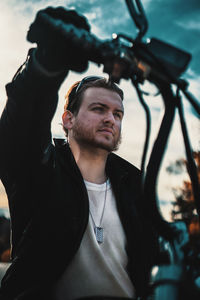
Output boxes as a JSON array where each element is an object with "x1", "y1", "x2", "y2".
[{"x1": 103, "y1": 112, "x2": 115, "y2": 125}]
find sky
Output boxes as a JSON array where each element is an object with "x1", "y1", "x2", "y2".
[{"x1": 0, "y1": 0, "x2": 199, "y2": 221}]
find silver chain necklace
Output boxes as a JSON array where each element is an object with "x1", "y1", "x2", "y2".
[{"x1": 89, "y1": 180, "x2": 108, "y2": 244}]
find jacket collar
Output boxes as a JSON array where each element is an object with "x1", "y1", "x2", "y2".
[{"x1": 53, "y1": 138, "x2": 140, "y2": 184}]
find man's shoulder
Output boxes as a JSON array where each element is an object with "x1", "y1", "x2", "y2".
[{"x1": 108, "y1": 152, "x2": 141, "y2": 177}]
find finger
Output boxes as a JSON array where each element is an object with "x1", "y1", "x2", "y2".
[{"x1": 40, "y1": 7, "x2": 90, "y2": 32}]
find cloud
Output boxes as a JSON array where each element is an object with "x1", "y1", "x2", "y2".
[
  {"x1": 0, "y1": 182, "x2": 8, "y2": 207},
  {"x1": 177, "y1": 20, "x2": 200, "y2": 31},
  {"x1": 145, "y1": 0, "x2": 200, "y2": 76}
]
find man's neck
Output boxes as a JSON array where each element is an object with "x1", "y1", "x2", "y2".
[{"x1": 69, "y1": 140, "x2": 108, "y2": 184}]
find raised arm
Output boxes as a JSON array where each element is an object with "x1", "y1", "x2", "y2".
[{"x1": 0, "y1": 7, "x2": 90, "y2": 177}]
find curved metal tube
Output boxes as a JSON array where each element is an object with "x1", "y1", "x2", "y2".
[{"x1": 142, "y1": 83, "x2": 177, "y2": 241}]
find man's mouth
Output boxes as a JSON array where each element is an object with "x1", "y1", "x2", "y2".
[{"x1": 98, "y1": 128, "x2": 114, "y2": 136}]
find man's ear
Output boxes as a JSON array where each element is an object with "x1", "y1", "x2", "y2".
[{"x1": 62, "y1": 110, "x2": 74, "y2": 131}]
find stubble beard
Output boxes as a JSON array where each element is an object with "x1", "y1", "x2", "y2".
[{"x1": 72, "y1": 121, "x2": 122, "y2": 152}]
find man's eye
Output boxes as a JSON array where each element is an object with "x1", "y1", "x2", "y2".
[
  {"x1": 93, "y1": 107, "x2": 103, "y2": 111},
  {"x1": 114, "y1": 112, "x2": 122, "y2": 119}
]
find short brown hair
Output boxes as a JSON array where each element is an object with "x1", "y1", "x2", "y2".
[{"x1": 63, "y1": 77, "x2": 124, "y2": 136}]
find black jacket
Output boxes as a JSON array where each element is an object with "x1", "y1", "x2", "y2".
[{"x1": 0, "y1": 53, "x2": 157, "y2": 299}]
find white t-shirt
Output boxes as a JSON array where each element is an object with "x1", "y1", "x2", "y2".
[{"x1": 53, "y1": 179, "x2": 135, "y2": 299}]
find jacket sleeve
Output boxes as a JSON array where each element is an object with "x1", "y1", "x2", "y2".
[{"x1": 0, "y1": 48, "x2": 68, "y2": 178}]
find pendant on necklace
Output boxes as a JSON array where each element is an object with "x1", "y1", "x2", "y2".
[{"x1": 94, "y1": 226, "x2": 103, "y2": 244}]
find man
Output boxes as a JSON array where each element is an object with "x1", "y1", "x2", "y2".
[{"x1": 0, "y1": 7, "x2": 157, "y2": 300}]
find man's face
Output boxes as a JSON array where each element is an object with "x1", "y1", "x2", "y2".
[{"x1": 68, "y1": 87, "x2": 124, "y2": 152}]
